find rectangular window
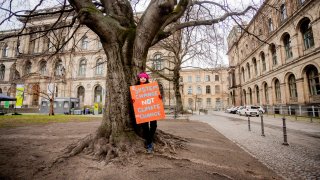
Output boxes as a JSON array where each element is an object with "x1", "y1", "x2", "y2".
[
  {"x1": 187, "y1": 86, "x2": 192, "y2": 95},
  {"x1": 205, "y1": 75, "x2": 210, "y2": 82},
  {"x1": 215, "y1": 75, "x2": 219, "y2": 81},
  {"x1": 188, "y1": 76, "x2": 192, "y2": 83},
  {"x1": 196, "y1": 75, "x2": 201, "y2": 82},
  {"x1": 206, "y1": 98, "x2": 211, "y2": 106}
]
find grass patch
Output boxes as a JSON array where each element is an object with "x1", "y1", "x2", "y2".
[{"x1": 0, "y1": 115, "x2": 102, "y2": 128}]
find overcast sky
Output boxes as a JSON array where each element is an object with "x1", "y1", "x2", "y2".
[{"x1": 0, "y1": 0, "x2": 263, "y2": 66}]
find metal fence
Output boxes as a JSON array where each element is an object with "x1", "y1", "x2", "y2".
[{"x1": 262, "y1": 105, "x2": 320, "y2": 121}]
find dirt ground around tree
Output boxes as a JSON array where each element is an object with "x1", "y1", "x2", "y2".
[{"x1": 0, "y1": 118, "x2": 281, "y2": 180}]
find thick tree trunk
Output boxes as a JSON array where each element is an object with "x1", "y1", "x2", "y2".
[{"x1": 97, "y1": 42, "x2": 138, "y2": 139}]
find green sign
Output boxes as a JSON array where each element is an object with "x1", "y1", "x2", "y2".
[{"x1": 4, "y1": 101, "x2": 9, "y2": 108}]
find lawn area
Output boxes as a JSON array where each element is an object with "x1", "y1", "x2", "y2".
[{"x1": 0, "y1": 115, "x2": 102, "y2": 128}]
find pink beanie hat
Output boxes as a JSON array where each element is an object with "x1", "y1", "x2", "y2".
[{"x1": 138, "y1": 72, "x2": 149, "y2": 79}]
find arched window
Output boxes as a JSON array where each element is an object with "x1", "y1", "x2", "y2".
[
  {"x1": 0, "y1": 65, "x2": 5, "y2": 80},
  {"x1": 187, "y1": 86, "x2": 192, "y2": 95},
  {"x1": 307, "y1": 66, "x2": 320, "y2": 95},
  {"x1": 78, "y1": 59, "x2": 86, "y2": 76},
  {"x1": 264, "y1": 83, "x2": 269, "y2": 104},
  {"x1": 153, "y1": 54, "x2": 162, "y2": 70},
  {"x1": 283, "y1": 33, "x2": 293, "y2": 59},
  {"x1": 215, "y1": 85, "x2": 220, "y2": 94},
  {"x1": 241, "y1": 67, "x2": 245, "y2": 82},
  {"x1": 2, "y1": 44, "x2": 9, "y2": 57},
  {"x1": 206, "y1": 85, "x2": 211, "y2": 94},
  {"x1": 280, "y1": 4, "x2": 287, "y2": 22},
  {"x1": 94, "y1": 85, "x2": 103, "y2": 103},
  {"x1": 270, "y1": 44, "x2": 277, "y2": 66},
  {"x1": 261, "y1": 52, "x2": 266, "y2": 71},
  {"x1": 197, "y1": 86, "x2": 202, "y2": 95},
  {"x1": 54, "y1": 60, "x2": 63, "y2": 76},
  {"x1": 81, "y1": 36, "x2": 89, "y2": 50},
  {"x1": 252, "y1": 58, "x2": 257, "y2": 75},
  {"x1": 95, "y1": 58, "x2": 103, "y2": 75},
  {"x1": 248, "y1": 88, "x2": 252, "y2": 104},
  {"x1": 39, "y1": 61, "x2": 47, "y2": 76},
  {"x1": 25, "y1": 61, "x2": 32, "y2": 75},
  {"x1": 256, "y1": 86, "x2": 260, "y2": 104},
  {"x1": 275, "y1": 79, "x2": 281, "y2": 102},
  {"x1": 246, "y1": 63, "x2": 250, "y2": 79},
  {"x1": 77, "y1": 86, "x2": 85, "y2": 104},
  {"x1": 288, "y1": 74, "x2": 298, "y2": 99},
  {"x1": 300, "y1": 18, "x2": 314, "y2": 50}
]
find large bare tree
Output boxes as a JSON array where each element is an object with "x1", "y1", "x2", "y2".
[{"x1": 1, "y1": 0, "x2": 255, "y2": 162}]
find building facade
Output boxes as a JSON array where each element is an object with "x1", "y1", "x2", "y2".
[
  {"x1": 0, "y1": 8, "x2": 229, "y2": 111},
  {"x1": 180, "y1": 68, "x2": 229, "y2": 110},
  {"x1": 227, "y1": 0, "x2": 320, "y2": 114}
]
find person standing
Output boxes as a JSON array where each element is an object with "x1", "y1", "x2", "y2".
[{"x1": 132, "y1": 72, "x2": 161, "y2": 153}]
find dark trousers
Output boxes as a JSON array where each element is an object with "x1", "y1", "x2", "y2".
[{"x1": 141, "y1": 120, "x2": 157, "y2": 145}]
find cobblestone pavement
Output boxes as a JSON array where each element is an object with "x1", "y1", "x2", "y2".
[{"x1": 189, "y1": 111, "x2": 320, "y2": 180}]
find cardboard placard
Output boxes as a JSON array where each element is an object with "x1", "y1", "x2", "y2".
[{"x1": 130, "y1": 82, "x2": 165, "y2": 124}]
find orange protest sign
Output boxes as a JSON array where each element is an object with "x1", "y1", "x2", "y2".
[{"x1": 130, "y1": 82, "x2": 165, "y2": 124}]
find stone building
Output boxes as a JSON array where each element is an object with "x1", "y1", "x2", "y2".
[
  {"x1": 227, "y1": 0, "x2": 320, "y2": 115},
  {"x1": 180, "y1": 68, "x2": 229, "y2": 110},
  {"x1": 0, "y1": 7, "x2": 176, "y2": 109},
  {"x1": 0, "y1": 7, "x2": 229, "y2": 111}
]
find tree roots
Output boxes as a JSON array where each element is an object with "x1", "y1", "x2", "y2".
[{"x1": 52, "y1": 129, "x2": 187, "y2": 166}]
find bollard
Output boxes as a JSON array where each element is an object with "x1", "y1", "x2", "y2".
[
  {"x1": 248, "y1": 116, "x2": 251, "y2": 131},
  {"x1": 282, "y1": 116, "x2": 289, "y2": 145},
  {"x1": 261, "y1": 114, "x2": 265, "y2": 137}
]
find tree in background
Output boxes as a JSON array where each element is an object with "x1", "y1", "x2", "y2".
[{"x1": 0, "y1": 0, "x2": 256, "y2": 162}]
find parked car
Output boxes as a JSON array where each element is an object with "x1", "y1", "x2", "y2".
[
  {"x1": 236, "y1": 106, "x2": 244, "y2": 114},
  {"x1": 257, "y1": 106, "x2": 265, "y2": 113},
  {"x1": 226, "y1": 106, "x2": 237, "y2": 113},
  {"x1": 230, "y1": 106, "x2": 240, "y2": 114},
  {"x1": 238, "y1": 105, "x2": 260, "y2": 117}
]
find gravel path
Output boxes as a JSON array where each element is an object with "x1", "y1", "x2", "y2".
[{"x1": 189, "y1": 111, "x2": 320, "y2": 180}]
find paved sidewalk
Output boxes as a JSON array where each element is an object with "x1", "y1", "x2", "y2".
[{"x1": 189, "y1": 111, "x2": 320, "y2": 180}]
